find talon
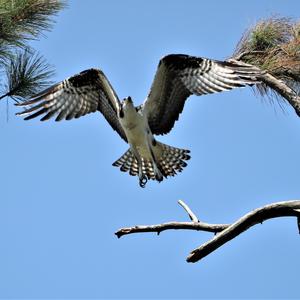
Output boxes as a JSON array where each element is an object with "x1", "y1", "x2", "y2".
[
  {"x1": 139, "y1": 175, "x2": 148, "y2": 188},
  {"x1": 155, "y1": 173, "x2": 163, "y2": 182}
]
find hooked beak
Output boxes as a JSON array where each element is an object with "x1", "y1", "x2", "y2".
[{"x1": 125, "y1": 96, "x2": 132, "y2": 104}]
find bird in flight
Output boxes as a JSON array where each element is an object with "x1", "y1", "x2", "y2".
[{"x1": 17, "y1": 54, "x2": 261, "y2": 187}]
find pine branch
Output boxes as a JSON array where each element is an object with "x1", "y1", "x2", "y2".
[
  {"x1": 232, "y1": 17, "x2": 300, "y2": 111},
  {"x1": 0, "y1": 40, "x2": 12, "y2": 64},
  {"x1": 116, "y1": 200, "x2": 300, "y2": 263},
  {"x1": 0, "y1": 1, "x2": 66, "y2": 105},
  {"x1": 0, "y1": 0, "x2": 67, "y2": 47},
  {"x1": 0, "y1": 48, "x2": 54, "y2": 101},
  {"x1": 228, "y1": 58, "x2": 300, "y2": 117}
]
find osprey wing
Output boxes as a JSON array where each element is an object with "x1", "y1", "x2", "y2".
[
  {"x1": 16, "y1": 68, "x2": 127, "y2": 141},
  {"x1": 143, "y1": 54, "x2": 261, "y2": 135}
]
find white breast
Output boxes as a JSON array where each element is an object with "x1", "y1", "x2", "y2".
[{"x1": 119, "y1": 105, "x2": 153, "y2": 158}]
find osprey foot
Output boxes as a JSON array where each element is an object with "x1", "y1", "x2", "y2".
[{"x1": 139, "y1": 174, "x2": 148, "y2": 188}]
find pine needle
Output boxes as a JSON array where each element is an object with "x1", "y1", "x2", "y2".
[
  {"x1": 233, "y1": 17, "x2": 300, "y2": 101},
  {"x1": 3, "y1": 48, "x2": 54, "y2": 101},
  {"x1": 0, "y1": 0, "x2": 67, "y2": 47},
  {"x1": 0, "y1": 0, "x2": 66, "y2": 109}
]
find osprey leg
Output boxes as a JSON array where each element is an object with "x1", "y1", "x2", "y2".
[{"x1": 112, "y1": 148, "x2": 149, "y2": 187}]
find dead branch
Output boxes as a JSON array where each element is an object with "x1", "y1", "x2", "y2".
[
  {"x1": 178, "y1": 199, "x2": 199, "y2": 222},
  {"x1": 115, "y1": 200, "x2": 229, "y2": 238},
  {"x1": 115, "y1": 200, "x2": 300, "y2": 263}
]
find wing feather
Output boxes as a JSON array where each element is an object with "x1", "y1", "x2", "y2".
[
  {"x1": 16, "y1": 68, "x2": 127, "y2": 141},
  {"x1": 144, "y1": 54, "x2": 261, "y2": 135}
]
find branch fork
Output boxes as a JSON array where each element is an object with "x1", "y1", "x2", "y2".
[{"x1": 115, "y1": 200, "x2": 300, "y2": 263}]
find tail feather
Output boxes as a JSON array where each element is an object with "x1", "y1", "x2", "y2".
[
  {"x1": 112, "y1": 142, "x2": 190, "y2": 187},
  {"x1": 112, "y1": 149, "x2": 139, "y2": 176},
  {"x1": 155, "y1": 142, "x2": 190, "y2": 177}
]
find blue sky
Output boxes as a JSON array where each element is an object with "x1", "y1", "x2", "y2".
[{"x1": 1, "y1": 0, "x2": 300, "y2": 298}]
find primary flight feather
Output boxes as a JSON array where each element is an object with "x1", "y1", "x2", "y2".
[{"x1": 16, "y1": 54, "x2": 262, "y2": 187}]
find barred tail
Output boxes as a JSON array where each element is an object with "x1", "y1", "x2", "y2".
[
  {"x1": 154, "y1": 142, "x2": 190, "y2": 178},
  {"x1": 112, "y1": 142, "x2": 191, "y2": 188},
  {"x1": 112, "y1": 149, "x2": 139, "y2": 177}
]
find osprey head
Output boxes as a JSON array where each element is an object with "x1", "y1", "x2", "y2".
[
  {"x1": 119, "y1": 96, "x2": 135, "y2": 118},
  {"x1": 123, "y1": 96, "x2": 133, "y2": 106}
]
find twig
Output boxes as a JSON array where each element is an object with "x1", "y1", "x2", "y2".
[
  {"x1": 178, "y1": 199, "x2": 199, "y2": 222},
  {"x1": 0, "y1": 92, "x2": 10, "y2": 101},
  {"x1": 116, "y1": 200, "x2": 300, "y2": 263}
]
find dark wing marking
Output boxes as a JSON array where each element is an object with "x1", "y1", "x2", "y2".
[
  {"x1": 143, "y1": 54, "x2": 261, "y2": 135},
  {"x1": 16, "y1": 68, "x2": 127, "y2": 141}
]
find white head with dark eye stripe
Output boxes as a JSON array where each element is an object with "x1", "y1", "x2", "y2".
[
  {"x1": 119, "y1": 96, "x2": 135, "y2": 118},
  {"x1": 123, "y1": 96, "x2": 133, "y2": 106}
]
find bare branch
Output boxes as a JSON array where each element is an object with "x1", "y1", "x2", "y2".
[
  {"x1": 116, "y1": 200, "x2": 300, "y2": 263},
  {"x1": 178, "y1": 199, "x2": 199, "y2": 222},
  {"x1": 115, "y1": 221, "x2": 228, "y2": 238},
  {"x1": 187, "y1": 200, "x2": 300, "y2": 263}
]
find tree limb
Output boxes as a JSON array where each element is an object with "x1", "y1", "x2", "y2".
[
  {"x1": 116, "y1": 221, "x2": 229, "y2": 238},
  {"x1": 259, "y1": 72, "x2": 300, "y2": 116},
  {"x1": 115, "y1": 200, "x2": 229, "y2": 238},
  {"x1": 228, "y1": 58, "x2": 300, "y2": 116},
  {"x1": 115, "y1": 200, "x2": 300, "y2": 263}
]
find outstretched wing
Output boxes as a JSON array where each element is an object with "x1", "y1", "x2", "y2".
[
  {"x1": 16, "y1": 68, "x2": 127, "y2": 141},
  {"x1": 143, "y1": 54, "x2": 261, "y2": 135}
]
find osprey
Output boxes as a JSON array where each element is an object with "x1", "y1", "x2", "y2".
[{"x1": 17, "y1": 54, "x2": 261, "y2": 187}]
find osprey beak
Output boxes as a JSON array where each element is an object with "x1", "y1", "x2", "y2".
[{"x1": 126, "y1": 96, "x2": 132, "y2": 103}]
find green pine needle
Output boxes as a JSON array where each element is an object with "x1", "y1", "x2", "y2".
[
  {"x1": 233, "y1": 16, "x2": 300, "y2": 99},
  {"x1": 3, "y1": 48, "x2": 54, "y2": 101},
  {"x1": 0, "y1": 0, "x2": 66, "y2": 106},
  {"x1": 0, "y1": 0, "x2": 67, "y2": 46}
]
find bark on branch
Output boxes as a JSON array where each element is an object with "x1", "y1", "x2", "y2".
[
  {"x1": 115, "y1": 200, "x2": 300, "y2": 263},
  {"x1": 228, "y1": 58, "x2": 300, "y2": 117}
]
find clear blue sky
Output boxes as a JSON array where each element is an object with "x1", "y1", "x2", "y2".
[{"x1": 1, "y1": 0, "x2": 300, "y2": 299}]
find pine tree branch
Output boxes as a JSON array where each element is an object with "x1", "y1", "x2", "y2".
[
  {"x1": 115, "y1": 200, "x2": 300, "y2": 263},
  {"x1": 228, "y1": 58, "x2": 300, "y2": 116},
  {"x1": 0, "y1": 91, "x2": 10, "y2": 100},
  {"x1": 231, "y1": 17, "x2": 300, "y2": 114},
  {"x1": 0, "y1": 0, "x2": 67, "y2": 46},
  {"x1": 0, "y1": 0, "x2": 66, "y2": 109},
  {"x1": 1, "y1": 48, "x2": 54, "y2": 102}
]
